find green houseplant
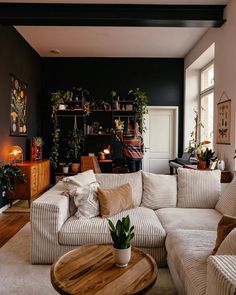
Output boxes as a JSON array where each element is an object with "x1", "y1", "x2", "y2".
[
  {"x1": 108, "y1": 215, "x2": 134, "y2": 267},
  {"x1": 0, "y1": 164, "x2": 26, "y2": 195},
  {"x1": 197, "y1": 148, "x2": 215, "y2": 169},
  {"x1": 128, "y1": 88, "x2": 148, "y2": 132},
  {"x1": 51, "y1": 91, "x2": 65, "y2": 118}
]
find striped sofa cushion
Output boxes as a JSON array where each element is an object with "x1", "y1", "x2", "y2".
[
  {"x1": 206, "y1": 256, "x2": 236, "y2": 295},
  {"x1": 177, "y1": 168, "x2": 221, "y2": 208},
  {"x1": 141, "y1": 172, "x2": 177, "y2": 209},
  {"x1": 166, "y1": 230, "x2": 217, "y2": 295},
  {"x1": 95, "y1": 171, "x2": 143, "y2": 207},
  {"x1": 59, "y1": 207, "x2": 166, "y2": 248},
  {"x1": 216, "y1": 227, "x2": 236, "y2": 255},
  {"x1": 216, "y1": 176, "x2": 236, "y2": 217}
]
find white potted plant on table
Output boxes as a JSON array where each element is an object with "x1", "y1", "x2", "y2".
[{"x1": 108, "y1": 215, "x2": 135, "y2": 267}]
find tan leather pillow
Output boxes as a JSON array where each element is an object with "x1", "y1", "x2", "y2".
[
  {"x1": 212, "y1": 215, "x2": 236, "y2": 255},
  {"x1": 97, "y1": 183, "x2": 134, "y2": 218}
]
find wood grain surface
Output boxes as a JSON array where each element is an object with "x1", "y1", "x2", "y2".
[{"x1": 51, "y1": 244, "x2": 158, "y2": 295}]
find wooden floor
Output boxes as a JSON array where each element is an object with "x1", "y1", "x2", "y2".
[{"x1": 0, "y1": 212, "x2": 30, "y2": 248}]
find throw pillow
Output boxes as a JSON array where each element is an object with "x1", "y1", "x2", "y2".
[
  {"x1": 141, "y1": 172, "x2": 177, "y2": 209},
  {"x1": 63, "y1": 169, "x2": 97, "y2": 192},
  {"x1": 177, "y1": 168, "x2": 221, "y2": 208},
  {"x1": 97, "y1": 183, "x2": 134, "y2": 218},
  {"x1": 212, "y1": 215, "x2": 236, "y2": 255},
  {"x1": 215, "y1": 176, "x2": 236, "y2": 216},
  {"x1": 95, "y1": 171, "x2": 142, "y2": 207},
  {"x1": 73, "y1": 182, "x2": 100, "y2": 218},
  {"x1": 216, "y1": 227, "x2": 236, "y2": 255}
]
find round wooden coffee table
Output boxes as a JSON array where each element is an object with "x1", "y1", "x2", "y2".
[{"x1": 51, "y1": 244, "x2": 158, "y2": 295}]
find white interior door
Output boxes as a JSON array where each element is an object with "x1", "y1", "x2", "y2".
[{"x1": 143, "y1": 107, "x2": 178, "y2": 174}]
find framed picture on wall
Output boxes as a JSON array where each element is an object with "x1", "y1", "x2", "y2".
[
  {"x1": 10, "y1": 74, "x2": 28, "y2": 136},
  {"x1": 216, "y1": 97, "x2": 231, "y2": 144}
]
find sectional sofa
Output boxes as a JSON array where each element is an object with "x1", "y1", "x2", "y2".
[{"x1": 31, "y1": 168, "x2": 236, "y2": 295}]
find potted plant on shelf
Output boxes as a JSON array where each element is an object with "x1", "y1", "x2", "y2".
[
  {"x1": 50, "y1": 91, "x2": 65, "y2": 118},
  {"x1": 108, "y1": 215, "x2": 135, "y2": 267},
  {"x1": 62, "y1": 162, "x2": 71, "y2": 174},
  {"x1": 197, "y1": 148, "x2": 215, "y2": 169},
  {"x1": 128, "y1": 88, "x2": 148, "y2": 132},
  {"x1": 65, "y1": 130, "x2": 85, "y2": 173}
]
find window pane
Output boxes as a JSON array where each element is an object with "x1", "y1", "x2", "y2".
[
  {"x1": 200, "y1": 92, "x2": 214, "y2": 147},
  {"x1": 201, "y1": 64, "x2": 214, "y2": 92}
]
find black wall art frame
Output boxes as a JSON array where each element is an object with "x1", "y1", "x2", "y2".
[{"x1": 10, "y1": 74, "x2": 27, "y2": 136}]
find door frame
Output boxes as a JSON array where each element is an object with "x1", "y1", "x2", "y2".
[{"x1": 143, "y1": 106, "x2": 179, "y2": 172}]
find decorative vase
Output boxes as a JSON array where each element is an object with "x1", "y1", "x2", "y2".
[
  {"x1": 113, "y1": 246, "x2": 131, "y2": 267},
  {"x1": 197, "y1": 160, "x2": 207, "y2": 170},
  {"x1": 71, "y1": 163, "x2": 80, "y2": 173},
  {"x1": 217, "y1": 160, "x2": 225, "y2": 171},
  {"x1": 62, "y1": 166, "x2": 69, "y2": 174}
]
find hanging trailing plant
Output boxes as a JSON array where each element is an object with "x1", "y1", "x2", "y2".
[
  {"x1": 51, "y1": 91, "x2": 65, "y2": 118},
  {"x1": 65, "y1": 129, "x2": 85, "y2": 163},
  {"x1": 128, "y1": 88, "x2": 148, "y2": 132},
  {"x1": 49, "y1": 128, "x2": 60, "y2": 170}
]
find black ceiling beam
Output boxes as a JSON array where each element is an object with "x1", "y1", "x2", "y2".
[{"x1": 0, "y1": 3, "x2": 226, "y2": 27}]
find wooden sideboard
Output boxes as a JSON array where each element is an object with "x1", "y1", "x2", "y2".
[{"x1": 9, "y1": 160, "x2": 50, "y2": 207}]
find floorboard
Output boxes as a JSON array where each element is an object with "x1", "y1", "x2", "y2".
[{"x1": 0, "y1": 212, "x2": 30, "y2": 248}]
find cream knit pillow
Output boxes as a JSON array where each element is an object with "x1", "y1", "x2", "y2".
[
  {"x1": 177, "y1": 168, "x2": 221, "y2": 208},
  {"x1": 141, "y1": 172, "x2": 177, "y2": 209}
]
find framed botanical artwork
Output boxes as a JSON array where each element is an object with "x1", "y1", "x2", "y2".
[
  {"x1": 216, "y1": 97, "x2": 231, "y2": 144},
  {"x1": 10, "y1": 74, "x2": 27, "y2": 136}
]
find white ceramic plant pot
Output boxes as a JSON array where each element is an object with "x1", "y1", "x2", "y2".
[
  {"x1": 113, "y1": 246, "x2": 131, "y2": 267},
  {"x1": 62, "y1": 166, "x2": 69, "y2": 174}
]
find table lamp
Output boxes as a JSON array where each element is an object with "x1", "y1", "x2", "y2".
[{"x1": 8, "y1": 145, "x2": 23, "y2": 164}]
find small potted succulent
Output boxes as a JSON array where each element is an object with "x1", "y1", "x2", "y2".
[{"x1": 108, "y1": 215, "x2": 135, "y2": 267}]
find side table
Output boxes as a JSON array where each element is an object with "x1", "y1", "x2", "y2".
[{"x1": 51, "y1": 244, "x2": 158, "y2": 295}]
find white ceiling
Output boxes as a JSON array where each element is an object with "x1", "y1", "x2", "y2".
[{"x1": 3, "y1": 0, "x2": 228, "y2": 58}]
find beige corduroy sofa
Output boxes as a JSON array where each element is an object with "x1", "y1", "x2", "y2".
[{"x1": 31, "y1": 168, "x2": 236, "y2": 295}]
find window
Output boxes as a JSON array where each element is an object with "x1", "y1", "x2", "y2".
[{"x1": 200, "y1": 62, "x2": 214, "y2": 147}]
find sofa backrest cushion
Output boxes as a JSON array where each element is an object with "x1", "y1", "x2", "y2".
[
  {"x1": 215, "y1": 176, "x2": 236, "y2": 216},
  {"x1": 177, "y1": 168, "x2": 221, "y2": 208},
  {"x1": 216, "y1": 227, "x2": 236, "y2": 255},
  {"x1": 95, "y1": 171, "x2": 142, "y2": 207},
  {"x1": 212, "y1": 215, "x2": 236, "y2": 255},
  {"x1": 141, "y1": 172, "x2": 177, "y2": 209}
]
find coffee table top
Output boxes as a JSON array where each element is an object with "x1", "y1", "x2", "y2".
[{"x1": 51, "y1": 244, "x2": 158, "y2": 295}]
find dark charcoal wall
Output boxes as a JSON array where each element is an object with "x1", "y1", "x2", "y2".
[
  {"x1": 0, "y1": 26, "x2": 41, "y2": 207},
  {"x1": 42, "y1": 57, "x2": 184, "y2": 157},
  {"x1": 0, "y1": 26, "x2": 42, "y2": 163}
]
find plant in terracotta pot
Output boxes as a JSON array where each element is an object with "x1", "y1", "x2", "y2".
[
  {"x1": 65, "y1": 130, "x2": 85, "y2": 173},
  {"x1": 197, "y1": 148, "x2": 215, "y2": 169},
  {"x1": 108, "y1": 215, "x2": 135, "y2": 267}
]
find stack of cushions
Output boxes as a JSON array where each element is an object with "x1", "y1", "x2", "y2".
[{"x1": 63, "y1": 169, "x2": 135, "y2": 219}]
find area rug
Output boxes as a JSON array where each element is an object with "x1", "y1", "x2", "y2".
[
  {"x1": 0, "y1": 224, "x2": 177, "y2": 295},
  {"x1": 4, "y1": 200, "x2": 30, "y2": 213}
]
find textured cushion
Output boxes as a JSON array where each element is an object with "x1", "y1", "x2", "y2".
[
  {"x1": 97, "y1": 183, "x2": 133, "y2": 218},
  {"x1": 95, "y1": 171, "x2": 142, "y2": 207},
  {"x1": 63, "y1": 169, "x2": 97, "y2": 192},
  {"x1": 206, "y1": 256, "x2": 236, "y2": 295},
  {"x1": 166, "y1": 230, "x2": 217, "y2": 295},
  {"x1": 177, "y1": 168, "x2": 221, "y2": 208},
  {"x1": 156, "y1": 208, "x2": 222, "y2": 232},
  {"x1": 59, "y1": 207, "x2": 166, "y2": 248},
  {"x1": 212, "y1": 215, "x2": 236, "y2": 255},
  {"x1": 216, "y1": 228, "x2": 236, "y2": 255},
  {"x1": 216, "y1": 176, "x2": 236, "y2": 216},
  {"x1": 141, "y1": 172, "x2": 177, "y2": 209},
  {"x1": 73, "y1": 182, "x2": 100, "y2": 219}
]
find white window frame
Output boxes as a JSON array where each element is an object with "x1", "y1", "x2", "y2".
[{"x1": 199, "y1": 60, "x2": 214, "y2": 143}]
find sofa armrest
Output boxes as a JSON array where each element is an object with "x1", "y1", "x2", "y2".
[
  {"x1": 206, "y1": 255, "x2": 236, "y2": 295},
  {"x1": 31, "y1": 182, "x2": 70, "y2": 264}
]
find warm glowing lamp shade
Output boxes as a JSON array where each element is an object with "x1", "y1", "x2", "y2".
[{"x1": 8, "y1": 145, "x2": 23, "y2": 164}]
